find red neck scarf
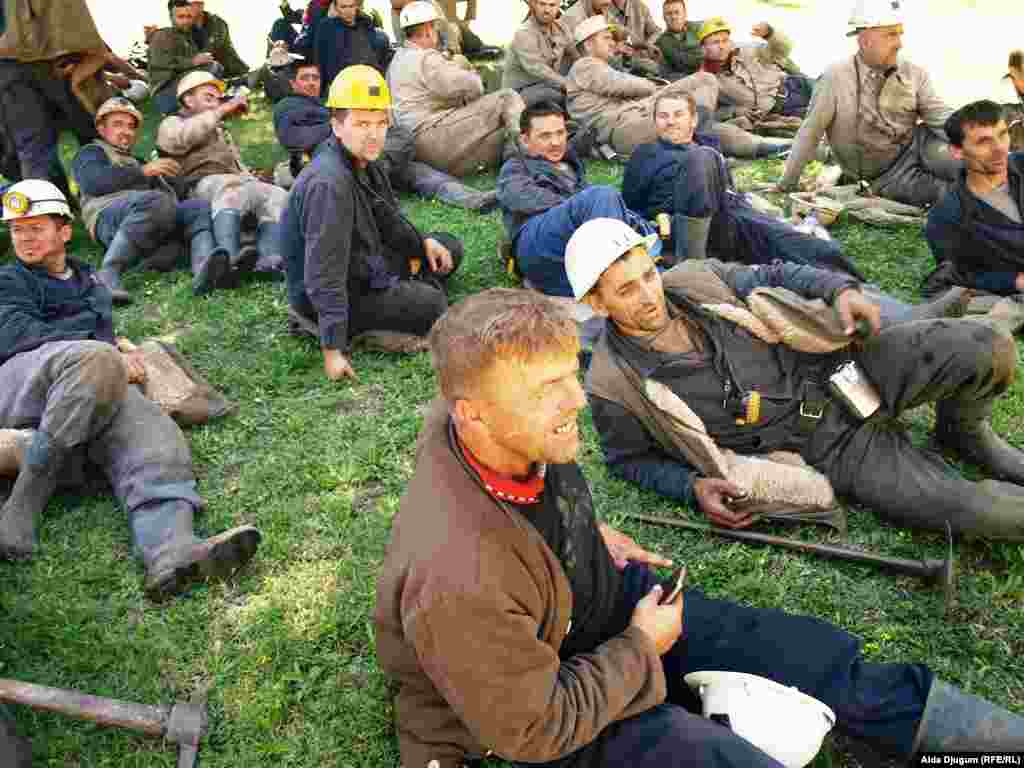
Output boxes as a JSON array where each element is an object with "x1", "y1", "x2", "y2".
[{"x1": 459, "y1": 440, "x2": 546, "y2": 505}]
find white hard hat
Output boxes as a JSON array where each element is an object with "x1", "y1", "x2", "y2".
[
  {"x1": 2, "y1": 179, "x2": 73, "y2": 221},
  {"x1": 565, "y1": 218, "x2": 658, "y2": 300},
  {"x1": 121, "y1": 80, "x2": 151, "y2": 103},
  {"x1": 684, "y1": 672, "x2": 836, "y2": 768},
  {"x1": 176, "y1": 70, "x2": 226, "y2": 103},
  {"x1": 847, "y1": 0, "x2": 904, "y2": 36},
  {"x1": 400, "y1": 1, "x2": 440, "y2": 29},
  {"x1": 575, "y1": 14, "x2": 610, "y2": 45}
]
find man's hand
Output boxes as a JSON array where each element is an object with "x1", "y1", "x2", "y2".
[
  {"x1": 629, "y1": 583, "x2": 683, "y2": 655},
  {"x1": 834, "y1": 288, "x2": 881, "y2": 337},
  {"x1": 142, "y1": 158, "x2": 181, "y2": 177},
  {"x1": 106, "y1": 74, "x2": 132, "y2": 90},
  {"x1": 751, "y1": 22, "x2": 772, "y2": 38},
  {"x1": 1014, "y1": 273, "x2": 1024, "y2": 292},
  {"x1": 598, "y1": 523, "x2": 673, "y2": 571},
  {"x1": 121, "y1": 351, "x2": 147, "y2": 385},
  {"x1": 217, "y1": 96, "x2": 249, "y2": 120},
  {"x1": 192, "y1": 52, "x2": 215, "y2": 66},
  {"x1": 323, "y1": 348, "x2": 357, "y2": 382},
  {"x1": 693, "y1": 477, "x2": 755, "y2": 529},
  {"x1": 423, "y1": 238, "x2": 454, "y2": 276}
]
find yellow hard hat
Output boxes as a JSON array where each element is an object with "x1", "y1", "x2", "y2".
[
  {"x1": 325, "y1": 65, "x2": 391, "y2": 110},
  {"x1": 698, "y1": 17, "x2": 731, "y2": 43}
]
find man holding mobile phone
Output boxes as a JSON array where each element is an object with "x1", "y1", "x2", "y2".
[{"x1": 375, "y1": 288, "x2": 1024, "y2": 768}]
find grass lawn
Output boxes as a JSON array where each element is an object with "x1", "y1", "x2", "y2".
[{"x1": 1, "y1": 92, "x2": 1022, "y2": 767}]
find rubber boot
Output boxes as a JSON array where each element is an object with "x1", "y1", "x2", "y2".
[
  {"x1": 672, "y1": 215, "x2": 711, "y2": 262},
  {"x1": 134, "y1": 500, "x2": 262, "y2": 600},
  {"x1": 211, "y1": 209, "x2": 244, "y2": 269},
  {"x1": 436, "y1": 182, "x2": 498, "y2": 213},
  {"x1": 97, "y1": 230, "x2": 141, "y2": 305},
  {"x1": 190, "y1": 228, "x2": 231, "y2": 296},
  {"x1": 913, "y1": 679, "x2": 1024, "y2": 753},
  {"x1": 0, "y1": 431, "x2": 68, "y2": 561},
  {"x1": 0, "y1": 705, "x2": 32, "y2": 768},
  {"x1": 754, "y1": 140, "x2": 792, "y2": 159},
  {"x1": 254, "y1": 221, "x2": 284, "y2": 275},
  {"x1": 934, "y1": 398, "x2": 1024, "y2": 486},
  {"x1": 905, "y1": 286, "x2": 971, "y2": 322}
]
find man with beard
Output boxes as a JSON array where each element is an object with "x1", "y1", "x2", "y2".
[
  {"x1": 374, "y1": 283, "x2": 1024, "y2": 768},
  {"x1": 779, "y1": 0, "x2": 959, "y2": 207},
  {"x1": 189, "y1": 1, "x2": 249, "y2": 78}
]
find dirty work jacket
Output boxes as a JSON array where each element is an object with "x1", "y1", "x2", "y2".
[
  {"x1": 586, "y1": 260, "x2": 856, "y2": 505},
  {"x1": 0, "y1": 258, "x2": 114, "y2": 366},
  {"x1": 156, "y1": 108, "x2": 247, "y2": 182},
  {"x1": 387, "y1": 44, "x2": 486, "y2": 136},
  {"x1": 147, "y1": 26, "x2": 200, "y2": 97},
  {"x1": 73, "y1": 139, "x2": 163, "y2": 237},
  {"x1": 496, "y1": 147, "x2": 589, "y2": 240},
  {"x1": 374, "y1": 401, "x2": 665, "y2": 768},
  {"x1": 781, "y1": 53, "x2": 952, "y2": 190},
  {"x1": 925, "y1": 152, "x2": 1024, "y2": 294},
  {"x1": 502, "y1": 15, "x2": 578, "y2": 93}
]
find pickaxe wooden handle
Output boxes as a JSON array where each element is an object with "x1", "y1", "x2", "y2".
[{"x1": 0, "y1": 679, "x2": 206, "y2": 767}]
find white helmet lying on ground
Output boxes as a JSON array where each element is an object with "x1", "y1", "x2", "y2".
[{"x1": 685, "y1": 671, "x2": 836, "y2": 768}]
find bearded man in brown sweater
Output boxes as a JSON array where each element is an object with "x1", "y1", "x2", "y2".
[{"x1": 373, "y1": 288, "x2": 1024, "y2": 768}]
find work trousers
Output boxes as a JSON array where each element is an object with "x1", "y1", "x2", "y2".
[
  {"x1": 674, "y1": 144, "x2": 861, "y2": 277},
  {"x1": 0, "y1": 341, "x2": 202, "y2": 523},
  {"x1": 95, "y1": 191, "x2": 211, "y2": 256},
  {"x1": 292, "y1": 233, "x2": 463, "y2": 342},
  {"x1": 806, "y1": 318, "x2": 1024, "y2": 539},
  {"x1": 517, "y1": 563, "x2": 931, "y2": 768},
  {"x1": 414, "y1": 89, "x2": 525, "y2": 177},
  {"x1": 867, "y1": 125, "x2": 961, "y2": 209},
  {"x1": 193, "y1": 173, "x2": 288, "y2": 223},
  {"x1": 0, "y1": 60, "x2": 97, "y2": 188},
  {"x1": 515, "y1": 186, "x2": 660, "y2": 298}
]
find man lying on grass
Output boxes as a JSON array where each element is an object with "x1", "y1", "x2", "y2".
[
  {"x1": 374, "y1": 286, "x2": 1024, "y2": 768},
  {"x1": 575, "y1": 217, "x2": 1024, "y2": 539},
  {"x1": 0, "y1": 180, "x2": 260, "y2": 598}
]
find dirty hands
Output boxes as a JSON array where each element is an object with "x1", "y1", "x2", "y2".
[{"x1": 599, "y1": 522, "x2": 673, "y2": 570}]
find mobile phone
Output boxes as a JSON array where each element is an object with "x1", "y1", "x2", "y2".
[{"x1": 660, "y1": 565, "x2": 687, "y2": 605}]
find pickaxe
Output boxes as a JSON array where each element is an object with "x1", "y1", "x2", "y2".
[
  {"x1": 0, "y1": 679, "x2": 206, "y2": 767},
  {"x1": 624, "y1": 513, "x2": 956, "y2": 607}
]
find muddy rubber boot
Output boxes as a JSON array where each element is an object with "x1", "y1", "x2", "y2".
[
  {"x1": 436, "y1": 182, "x2": 498, "y2": 213},
  {"x1": 190, "y1": 228, "x2": 231, "y2": 296},
  {"x1": 0, "y1": 431, "x2": 68, "y2": 561},
  {"x1": 212, "y1": 209, "x2": 245, "y2": 269},
  {"x1": 906, "y1": 287, "x2": 972, "y2": 322},
  {"x1": 254, "y1": 221, "x2": 284, "y2": 275},
  {"x1": 672, "y1": 215, "x2": 711, "y2": 262},
  {"x1": 0, "y1": 705, "x2": 32, "y2": 768},
  {"x1": 136, "y1": 500, "x2": 261, "y2": 600},
  {"x1": 97, "y1": 230, "x2": 141, "y2": 305},
  {"x1": 913, "y1": 679, "x2": 1024, "y2": 753},
  {"x1": 935, "y1": 399, "x2": 1024, "y2": 486}
]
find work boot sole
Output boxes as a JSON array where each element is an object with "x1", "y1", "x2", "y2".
[{"x1": 144, "y1": 525, "x2": 261, "y2": 601}]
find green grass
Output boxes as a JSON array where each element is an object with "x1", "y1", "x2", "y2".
[{"x1": 2, "y1": 92, "x2": 1023, "y2": 767}]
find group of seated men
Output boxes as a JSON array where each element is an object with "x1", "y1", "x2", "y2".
[{"x1": 4, "y1": 0, "x2": 1024, "y2": 763}]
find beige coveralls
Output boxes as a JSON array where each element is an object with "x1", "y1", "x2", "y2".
[
  {"x1": 780, "y1": 53, "x2": 960, "y2": 207},
  {"x1": 388, "y1": 44, "x2": 525, "y2": 177}
]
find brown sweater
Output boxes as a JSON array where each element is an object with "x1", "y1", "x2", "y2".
[{"x1": 374, "y1": 402, "x2": 666, "y2": 768}]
